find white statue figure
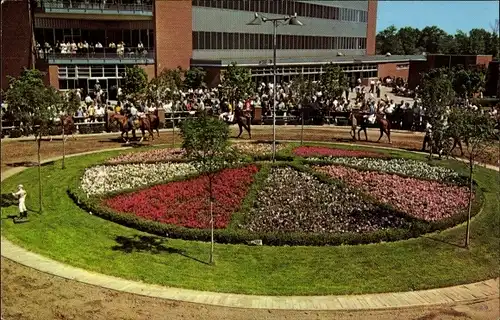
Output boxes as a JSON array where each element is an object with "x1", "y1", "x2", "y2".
[{"x1": 12, "y1": 184, "x2": 27, "y2": 218}]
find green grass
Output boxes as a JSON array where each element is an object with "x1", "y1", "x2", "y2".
[{"x1": 1, "y1": 144, "x2": 499, "y2": 295}]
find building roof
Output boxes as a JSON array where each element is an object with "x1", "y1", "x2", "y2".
[{"x1": 191, "y1": 54, "x2": 427, "y2": 67}]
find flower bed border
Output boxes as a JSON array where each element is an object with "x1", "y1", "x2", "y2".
[{"x1": 68, "y1": 161, "x2": 484, "y2": 247}]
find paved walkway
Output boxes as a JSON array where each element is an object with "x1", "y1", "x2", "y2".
[{"x1": 1, "y1": 144, "x2": 498, "y2": 311}]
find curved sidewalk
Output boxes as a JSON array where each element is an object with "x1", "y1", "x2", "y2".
[{"x1": 1, "y1": 145, "x2": 498, "y2": 311}]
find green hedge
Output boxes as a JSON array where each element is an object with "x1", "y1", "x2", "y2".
[{"x1": 67, "y1": 160, "x2": 484, "y2": 247}]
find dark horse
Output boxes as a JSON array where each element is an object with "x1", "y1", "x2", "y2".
[
  {"x1": 109, "y1": 113, "x2": 159, "y2": 143},
  {"x1": 222, "y1": 107, "x2": 251, "y2": 139},
  {"x1": 350, "y1": 112, "x2": 391, "y2": 143}
]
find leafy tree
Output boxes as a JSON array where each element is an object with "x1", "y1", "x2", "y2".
[
  {"x1": 397, "y1": 27, "x2": 422, "y2": 55},
  {"x1": 418, "y1": 26, "x2": 448, "y2": 53},
  {"x1": 179, "y1": 113, "x2": 236, "y2": 264},
  {"x1": 121, "y1": 65, "x2": 148, "y2": 104},
  {"x1": 376, "y1": 25, "x2": 403, "y2": 55},
  {"x1": 452, "y1": 67, "x2": 486, "y2": 99},
  {"x1": 320, "y1": 63, "x2": 348, "y2": 101},
  {"x1": 183, "y1": 67, "x2": 207, "y2": 90},
  {"x1": 5, "y1": 68, "x2": 63, "y2": 213},
  {"x1": 220, "y1": 63, "x2": 254, "y2": 106},
  {"x1": 447, "y1": 108, "x2": 497, "y2": 248}
]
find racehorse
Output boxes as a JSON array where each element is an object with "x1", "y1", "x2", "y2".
[
  {"x1": 221, "y1": 107, "x2": 251, "y2": 139},
  {"x1": 109, "y1": 113, "x2": 157, "y2": 143},
  {"x1": 350, "y1": 111, "x2": 391, "y2": 143}
]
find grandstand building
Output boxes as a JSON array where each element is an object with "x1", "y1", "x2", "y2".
[{"x1": 1, "y1": 0, "x2": 425, "y2": 96}]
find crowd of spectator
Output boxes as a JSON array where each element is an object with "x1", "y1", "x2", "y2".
[{"x1": 36, "y1": 40, "x2": 148, "y2": 58}]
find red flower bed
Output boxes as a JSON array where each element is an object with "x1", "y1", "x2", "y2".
[
  {"x1": 104, "y1": 165, "x2": 259, "y2": 229},
  {"x1": 293, "y1": 146, "x2": 384, "y2": 158},
  {"x1": 316, "y1": 165, "x2": 470, "y2": 221}
]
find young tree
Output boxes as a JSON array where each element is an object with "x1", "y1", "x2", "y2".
[
  {"x1": 179, "y1": 112, "x2": 235, "y2": 264},
  {"x1": 452, "y1": 67, "x2": 486, "y2": 99},
  {"x1": 121, "y1": 65, "x2": 148, "y2": 104},
  {"x1": 320, "y1": 63, "x2": 348, "y2": 102},
  {"x1": 183, "y1": 67, "x2": 207, "y2": 90},
  {"x1": 449, "y1": 108, "x2": 497, "y2": 248},
  {"x1": 220, "y1": 63, "x2": 254, "y2": 107},
  {"x1": 291, "y1": 74, "x2": 317, "y2": 144},
  {"x1": 5, "y1": 69, "x2": 63, "y2": 213}
]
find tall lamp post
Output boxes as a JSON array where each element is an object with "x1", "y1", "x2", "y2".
[{"x1": 247, "y1": 12, "x2": 303, "y2": 162}]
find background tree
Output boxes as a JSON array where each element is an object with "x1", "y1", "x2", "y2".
[
  {"x1": 121, "y1": 65, "x2": 148, "y2": 104},
  {"x1": 183, "y1": 67, "x2": 207, "y2": 90},
  {"x1": 447, "y1": 108, "x2": 497, "y2": 248},
  {"x1": 179, "y1": 113, "x2": 235, "y2": 265},
  {"x1": 220, "y1": 63, "x2": 254, "y2": 106},
  {"x1": 451, "y1": 67, "x2": 486, "y2": 99},
  {"x1": 5, "y1": 69, "x2": 62, "y2": 213},
  {"x1": 320, "y1": 63, "x2": 348, "y2": 101},
  {"x1": 397, "y1": 26, "x2": 422, "y2": 55},
  {"x1": 418, "y1": 68, "x2": 455, "y2": 157},
  {"x1": 376, "y1": 25, "x2": 403, "y2": 55}
]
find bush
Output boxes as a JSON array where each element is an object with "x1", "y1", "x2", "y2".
[
  {"x1": 91, "y1": 124, "x2": 105, "y2": 134},
  {"x1": 9, "y1": 128, "x2": 23, "y2": 138},
  {"x1": 49, "y1": 126, "x2": 62, "y2": 136}
]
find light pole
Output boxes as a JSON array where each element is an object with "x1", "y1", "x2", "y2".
[{"x1": 247, "y1": 12, "x2": 303, "y2": 162}]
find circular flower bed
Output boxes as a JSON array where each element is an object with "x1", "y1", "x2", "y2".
[
  {"x1": 70, "y1": 144, "x2": 479, "y2": 246},
  {"x1": 315, "y1": 165, "x2": 470, "y2": 221},
  {"x1": 293, "y1": 146, "x2": 384, "y2": 158}
]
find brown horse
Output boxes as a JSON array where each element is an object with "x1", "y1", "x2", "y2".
[
  {"x1": 60, "y1": 115, "x2": 76, "y2": 141},
  {"x1": 225, "y1": 107, "x2": 251, "y2": 139},
  {"x1": 350, "y1": 112, "x2": 391, "y2": 143},
  {"x1": 109, "y1": 113, "x2": 156, "y2": 143}
]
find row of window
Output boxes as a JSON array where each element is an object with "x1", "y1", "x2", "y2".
[
  {"x1": 58, "y1": 65, "x2": 126, "y2": 79},
  {"x1": 35, "y1": 28, "x2": 154, "y2": 48},
  {"x1": 192, "y1": 0, "x2": 368, "y2": 23},
  {"x1": 193, "y1": 31, "x2": 367, "y2": 50}
]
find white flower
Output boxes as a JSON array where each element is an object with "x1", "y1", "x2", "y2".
[{"x1": 81, "y1": 162, "x2": 197, "y2": 196}]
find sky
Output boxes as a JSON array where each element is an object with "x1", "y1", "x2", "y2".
[{"x1": 377, "y1": 1, "x2": 500, "y2": 34}]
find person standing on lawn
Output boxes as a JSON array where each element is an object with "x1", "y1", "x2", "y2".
[{"x1": 12, "y1": 185, "x2": 27, "y2": 218}]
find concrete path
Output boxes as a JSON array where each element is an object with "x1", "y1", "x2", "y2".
[{"x1": 1, "y1": 143, "x2": 498, "y2": 311}]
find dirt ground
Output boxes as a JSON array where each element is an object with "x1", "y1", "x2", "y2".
[
  {"x1": 1, "y1": 126, "x2": 499, "y2": 320},
  {"x1": 1, "y1": 258, "x2": 499, "y2": 320},
  {"x1": 2, "y1": 126, "x2": 498, "y2": 173}
]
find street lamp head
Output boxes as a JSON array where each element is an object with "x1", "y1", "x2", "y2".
[
  {"x1": 247, "y1": 12, "x2": 263, "y2": 25},
  {"x1": 288, "y1": 13, "x2": 303, "y2": 26}
]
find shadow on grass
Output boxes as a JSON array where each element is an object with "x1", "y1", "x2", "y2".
[
  {"x1": 5, "y1": 161, "x2": 55, "y2": 168},
  {"x1": 112, "y1": 235, "x2": 210, "y2": 265},
  {"x1": 424, "y1": 236, "x2": 466, "y2": 249},
  {"x1": 1, "y1": 194, "x2": 17, "y2": 207}
]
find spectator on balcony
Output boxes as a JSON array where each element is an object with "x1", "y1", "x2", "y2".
[
  {"x1": 83, "y1": 41, "x2": 89, "y2": 54},
  {"x1": 94, "y1": 80, "x2": 101, "y2": 94},
  {"x1": 85, "y1": 94, "x2": 93, "y2": 107},
  {"x1": 96, "y1": 41, "x2": 103, "y2": 49},
  {"x1": 77, "y1": 41, "x2": 84, "y2": 54},
  {"x1": 89, "y1": 43, "x2": 95, "y2": 56},
  {"x1": 117, "y1": 42, "x2": 125, "y2": 58},
  {"x1": 71, "y1": 40, "x2": 77, "y2": 55},
  {"x1": 44, "y1": 42, "x2": 52, "y2": 54}
]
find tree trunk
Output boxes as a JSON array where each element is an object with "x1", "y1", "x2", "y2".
[
  {"x1": 37, "y1": 133, "x2": 42, "y2": 213},
  {"x1": 62, "y1": 126, "x2": 66, "y2": 169},
  {"x1": 465, "y1": 158, "x2": 474, "y2": 249},
  {"x1": 209, "y1": 175, "x2": 214, "y2": 265},
  {"x1": 172, "y1": 115, "x2": 175, "y2": 149}
]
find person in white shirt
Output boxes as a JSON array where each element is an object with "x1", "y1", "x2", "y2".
[
  {"x1": 85, "y1": 94, "x2": 92, "y2": 106},
  {"x1": 12, "y1": 184, "x2": 28, "y2": 218},
  {"x1": 422, "y1": 121, "x2": 432, "y2": 152}
]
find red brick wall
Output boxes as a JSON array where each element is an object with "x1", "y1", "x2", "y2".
[
  {"x1": 378, "y1": 62, "x2": 410, "y2": 80},
  {"x1": 366, "y1": 0, "x2": 377, "y2": 55},
  {"x1": 154, "y1": 0, "x2": 192, "y2": 76},
  {"x1": 140, "y1": 64, "x2": 155, "y2": 81},
  {"x1": 475, "y1": 55, "x2": 493, "y2": 68},
  {"x1": 1, "y1": 0, "x2": 34, "y2": 90}
]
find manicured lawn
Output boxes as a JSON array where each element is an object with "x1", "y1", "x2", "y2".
[{"x1": 1, "y1": 144, "x2": 499, "y2": 295}]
